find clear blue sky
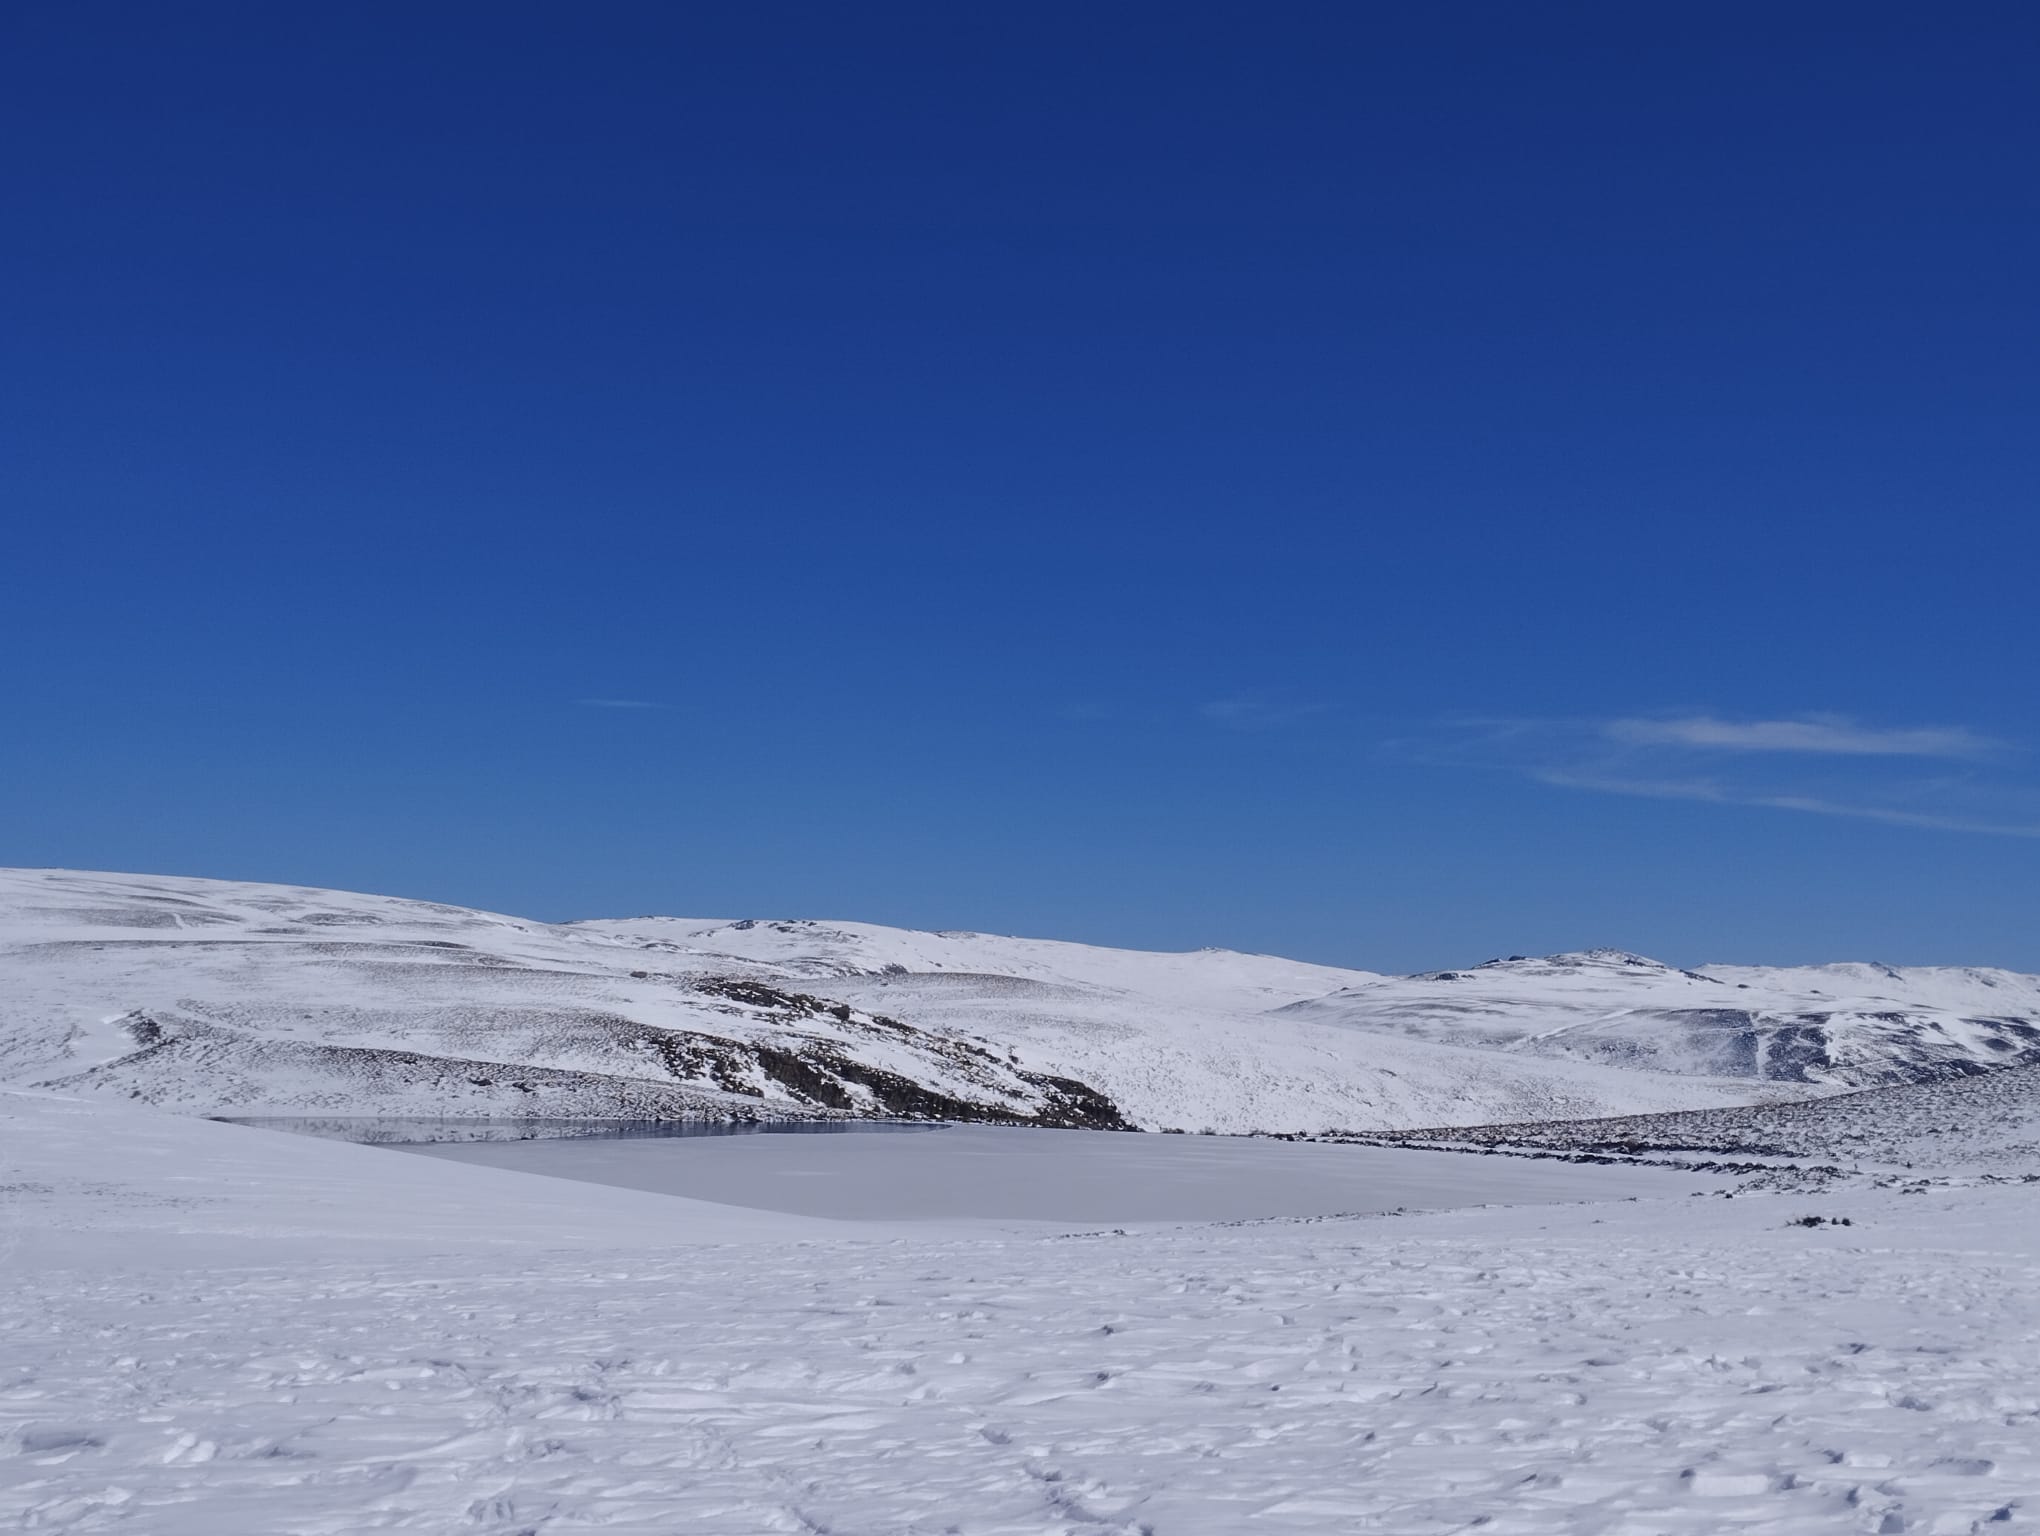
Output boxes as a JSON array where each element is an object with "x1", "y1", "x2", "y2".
[{"x1": 5, "y1": 3, "x2": 2037, "y2": 971}]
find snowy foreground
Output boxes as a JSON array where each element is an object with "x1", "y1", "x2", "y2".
[{"x1": 7, "y1": 1091, "x2": 2039, "y2": 1535}]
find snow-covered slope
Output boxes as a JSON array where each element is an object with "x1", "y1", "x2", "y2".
[
  {"x1": 1342, "y1": 1057, "x2": 2040, "y2": 1180},
  {"x1": 580, "y1": 916, "x2": 1377, "y2": 1011},
  {"x1": 1, "y1": 868, "x2": 1787, "y2": 1134},
  {"x1": 0, "y1": 870, "x2": 1122, "y2": 1128},
  {"x1": 1277, "y1": 948, "x2": 2040, "y2": 1086},
  {"x1": 740, "y1": 966, "x2": 1791, "y2": 1132},
  {"x1": 570, "y1": 919, "x2": 1793, "y2": 1130},
  {"x1": 11, "y1": 868, "x2": 2039, "y2": 1136}
]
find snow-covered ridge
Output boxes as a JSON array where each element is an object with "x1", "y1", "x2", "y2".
[
  {"x1": 7, "y1": 867, "x2": 2039, "y2": 1133},
  {"x1": 1280, "y1": 947, "x2": 2040, "y2": 1087},
  {"x1": 1331, "y1": 1058, "x2": 2040, "y2": 1183},
  {"x1": 0, "y1": 870, "x2": 1125, "y2": 1129},
  {"x1": 586, "y1": 923, "x2": 2040, "y2": 1093},
  {"x1": 572, "y1": 915, "x2": 1376, "y2": 1011}
]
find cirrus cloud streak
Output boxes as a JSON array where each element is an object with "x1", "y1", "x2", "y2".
[
  {"x1": 1395, "y1": 713, "x2": 2036, "y2": 840},
  {"x1": 1601, "y1": 714, "x2": 1995, "y2": 759}
]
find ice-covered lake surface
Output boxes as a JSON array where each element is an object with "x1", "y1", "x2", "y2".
[{"x1": 394, "y1": 1122, "x2": 1722, "y2": 1222}]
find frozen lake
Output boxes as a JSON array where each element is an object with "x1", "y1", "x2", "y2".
[{"x1": 395, "y1": 1123, "x2": 1721, "y2": 1223}]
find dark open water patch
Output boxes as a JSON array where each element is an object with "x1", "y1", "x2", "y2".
[{"x1": 216, "y1": 1116, "x2": 939, "y2": 1146}]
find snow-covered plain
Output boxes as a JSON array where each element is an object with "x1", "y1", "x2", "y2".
[{"x1": 6, "y1": 1088, "x2": 2039, "y2": 1534}]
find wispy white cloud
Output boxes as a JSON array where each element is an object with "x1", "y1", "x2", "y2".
[
  {"x1": 1603, "y1": 714, "x2": 1995, "y2": 759},
  {"x1": 1531, "y1": 769, "x2": 2040, "y2": 837},
  {"x1": 1398, "y1": 712, "x2": 2035, "y2": 840},
  {"x1": 1750, "y1": 795, "x2": 2040, "y2": 838},
  {"x1": 576, "y1": 697, "x2": 668, "y2": 710}
]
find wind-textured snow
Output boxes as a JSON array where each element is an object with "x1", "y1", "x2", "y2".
[{"x1": 6, "y1": 1088, "x2": 2040, "y2": 1534}]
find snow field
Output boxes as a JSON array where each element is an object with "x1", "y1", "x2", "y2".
[
  {"x1": 4, "y1": 1092, "x2": 2039, "y2": 1534},
  {"x1": 6, "y1": 1189, "x2": 2037, "y2": 1534}
]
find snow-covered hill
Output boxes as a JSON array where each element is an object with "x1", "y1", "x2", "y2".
[
  {"x1": 0, "y1": 869, "x2": 1763, "y2": 1132},
  {"x1": 578, "y1": 915, "x2": 1375, "y2": 1011},
  {"x1": 8, "y1": 868, "x2": 2039, "y2": 1134},
  {"x1": 1276, "y1": 948, "x2": 2040, "y2": 1086},
  {"x1": 0, "y1": 870, "x2": 1122, "y2": 1128},
  {"x1": 1336, "y1": 1057, "x2": 2040, "y2": 1181}
]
